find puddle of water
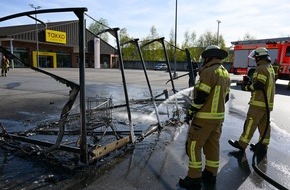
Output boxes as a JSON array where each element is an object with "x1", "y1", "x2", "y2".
[{"x1": 6, "y1": 82, "x2": 21, "y2": 89}]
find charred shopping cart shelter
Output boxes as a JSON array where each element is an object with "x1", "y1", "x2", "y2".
[{"x1": 0, "y1": 7, "x2": 188, "y2": 168}]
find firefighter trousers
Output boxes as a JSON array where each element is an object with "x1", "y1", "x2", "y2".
[
  {"x1": 186, "y1": 122, "x2": 222, "y2": 178},
  {"x1": 239, "y1": 106, "x2": 271, "y2": 149}
]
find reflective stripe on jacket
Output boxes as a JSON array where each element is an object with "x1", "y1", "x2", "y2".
[
  {"x1": 192, "y1": 60, "x2": 230, "y2": 123},
  {"x1": 248, "y1": 61, "x2": 275, "y2": 111}
]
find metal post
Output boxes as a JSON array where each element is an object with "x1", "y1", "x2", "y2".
[
  {"x1": 9, "y1": 38, "x2": 14, "y2": 69},
  {"x1": 114, "y1": 28, "x2": 135, "y2": 143},
  {"x1": 173, "y1": 0, "x2": 178, "y2": 78},
  {"x1": 75, "y1": 9, "x2": 88, "y2": 164},
  {"x1": 133, "y1": 39, "x2": 162, "y2": 129},
  {"x1": 160, "y1": 37, "x2": 177, "y2": 94},
  {"x1": 29, "y1": 4, "x2": 41, "y2": 68},
  {"x1": 217, "y1": 20, "x2": 221, "y2": 46},
  {"x1": 36, "y1": 13, "x2": 39, "y2": 68}
]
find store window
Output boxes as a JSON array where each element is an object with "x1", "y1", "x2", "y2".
[
  {"x1": 9, "y1": 48, "x2": 28, "y2": 68},
  {"x1": 57, "y1": 53, "x2": 72, "y2": 68},
  {"x1": 39, "y1": 56, "x2": 53, "y2": 68}
]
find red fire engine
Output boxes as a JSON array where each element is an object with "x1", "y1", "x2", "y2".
[{"x1": 230, "y1": 37, "x2": 290, "y2": 81}]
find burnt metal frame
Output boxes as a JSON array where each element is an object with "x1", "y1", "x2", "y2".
[
  {"x1": 0, "y1": 8, "x2": 194, "y2": 166},
  {"x1": 121, "y1": 38, "x2": 162, "y2": 131},
  {"x1": 0, "y1": 8, "x2": 138, "y2": 164},
  {"x1": 94, "y1": 27, "x2": 135, "y2": 144},
  {"x1": 141, "y1": 37, "x2": 177, "y2": 94},
  {"x1": 0, "y1": 7, "x2": 89, "y2": 163}
]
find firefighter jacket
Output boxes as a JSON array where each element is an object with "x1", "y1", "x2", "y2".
[
  {"x1": 191, "y1": 59, "x2": 231, "y2": 125},
  {"x1": 1, "y1": 57, "x2": 9, "y2": 70},
  {"x1": 246, "y1": 60, "x2": 275, "y2": 111}
]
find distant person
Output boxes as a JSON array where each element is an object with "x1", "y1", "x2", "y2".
[
  {"x1": 179, "y1": 45, "x2": 230, "y2": 189},
  {"x1": 188, "y1": 58, "x2": 199, "y2": 87},
  {"x1": 228, "y1": 47, "x2": 275, "y2": 155},
  {"x1": 1, "y1": 55, "x2": 9, "y2": 77}
]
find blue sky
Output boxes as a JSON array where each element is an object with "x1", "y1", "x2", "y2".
[{"x1": 1, "y1": 0, "x2": 290, "y2": 47}]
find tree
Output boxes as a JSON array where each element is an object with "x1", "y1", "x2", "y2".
[
  {"x1": 197, "y1": 31, "x2": 215, "y2": 47},
  {"x1": 88, "y1": 17, "x2": 109, "y2": 42},
  {"x1": 182, "y1": 31, "x2": 191, "y2": 48},
  {"x1": 180, "y1": 31, "x2": 226, "y2": 62},
  {"x1": 166, "y1": 28, "x2": 175, "y2": 62},
  {"x1": 165, "y1": 28, "x2": 184, "y2": 63},
  {"x1": 141, "y1": 25, "x2": 163, "y2": 61},
  {"x1": 119, "y1": 28, "x2": 139, "y2": 61},
  {"x1": 116, "y1": 24, "x2": 228, "y2": 63},
  {"x1": 119, "y1": 28, "x2": 131, "y2": 45},
  {"x1": 243, "y1": 32, "x2": 256, "y2": 40},
  {"x1": 181, "y1": 31, "x2": 198, "y2": 62},
  {"x1": 182, "y1": 30, "x2": 197, "y2": 49},
  {"x1": 149, "y1": 25, "x2": 159, "y2": 39}
]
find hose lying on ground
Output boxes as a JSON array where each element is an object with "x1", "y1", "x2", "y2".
[{"x1": 251, "y1": 89, "x2": 288, "y2": 190}]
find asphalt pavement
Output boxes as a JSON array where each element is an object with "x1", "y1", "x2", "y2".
[{"x1": 0, "y1": 68, "x2": 289, "y2": 190}]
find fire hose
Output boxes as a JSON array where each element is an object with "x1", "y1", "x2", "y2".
[{"x1": 251, "y1": 88, "x2": 288, "y2": 190}]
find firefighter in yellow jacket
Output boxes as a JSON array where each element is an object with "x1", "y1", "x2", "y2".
[
  {"x1": 179, "y1": 45, "x2": 230, "y2": 189},
  {"x1": 1, "y1": 55, "x2": 9, "y2": 77},
  {"x1": 229, "y1": 47, "x2": 275, "y2": 153}
]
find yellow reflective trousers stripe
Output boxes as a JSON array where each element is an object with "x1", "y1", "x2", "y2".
[
  {"x1": 240, "y1": 117, "x2": 254, "y2": 144},
  {"x1": 188, "y1": 141, "x2": 202, "y2": 169},
  {"x1": 206, "y1": 160, "x2": 219, "y2": 168},
  {"x1": 260, "y1": 137, "x2": 270, "y2": 144}
]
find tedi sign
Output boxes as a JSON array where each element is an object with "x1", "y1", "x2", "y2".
[{"x1": 45, "y1": 29, "x2": 67, "y2": 44}]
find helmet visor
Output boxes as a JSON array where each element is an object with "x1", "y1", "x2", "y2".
[{"x1": 248, "y1": 50, "x2": 256, "y2": 60}]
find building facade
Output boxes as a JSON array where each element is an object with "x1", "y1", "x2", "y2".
[{"x1": 0, "y1": 20, "x2": 118, "y2": 69}]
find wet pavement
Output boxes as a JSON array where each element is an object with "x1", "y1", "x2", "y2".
[{"x1": 0, "y1": 68, "x2": 290, "y2": 190}]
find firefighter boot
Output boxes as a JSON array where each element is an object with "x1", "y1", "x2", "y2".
[
  {"x1": 250, "y1": 143, "x2": 268, "y2": 152},
  {"x1": 251, "y1": 143, "x2": 268, "y2": 163},
  {"x1": 179, "y1": 176, "x2": 202, "y2": 189},
  {"x1": 202, "y1": 169, "x2": 216, "y2": 185},
  {"x1": 228, "y1": 140, "x2": 245, "y2": 151},
  {"x1": 228, "y1": 150, "x2": 247, "y2": 163},
  {"x1": 250, "y1": 143, "x2": 256, "y2": 151}
]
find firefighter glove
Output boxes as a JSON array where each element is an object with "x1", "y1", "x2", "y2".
[
  {"x1": 243, "y1": 75, "x2": 251, "y2": 84},
  {"x1": 241, "y1": 75, "x2": 253, "y2": 91},
  {"x1": 184, "y1": 105, "x2": 198, "y2": 124},
  {"x1": 241, "y1": 84, "x2": 250, "y2": 91},
  {"x1": 181, "y1": 95, "x2": 192, "y2": 110}
]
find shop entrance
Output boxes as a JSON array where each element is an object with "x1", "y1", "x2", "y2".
[
  {"x1": 39, "y1": 56, "x2": 53, "y2": 68},
  {"x1": 32, "y1": 51, "x2": 57, "y2": 68}
]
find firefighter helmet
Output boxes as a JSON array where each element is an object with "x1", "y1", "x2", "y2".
[
  {"x1": 201, "y1": 45, "x2": 228, "y2": 59},
  {"x1": 248, "y1": 47, "x2": 270, "y2": 60}
]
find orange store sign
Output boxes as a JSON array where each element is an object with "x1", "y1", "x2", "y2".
[{"x1": 45, "y1": 29, "x2": 66, "y2": 44}]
